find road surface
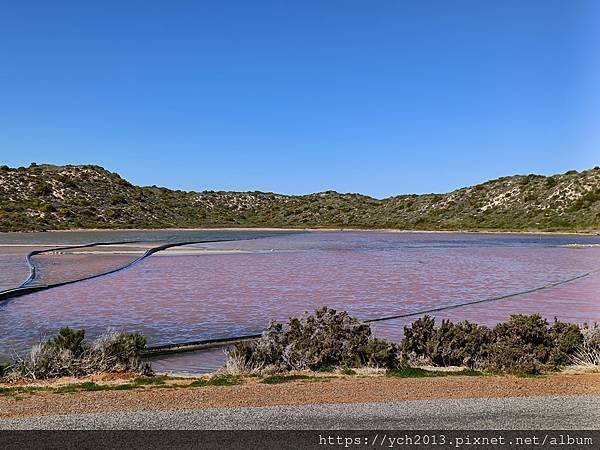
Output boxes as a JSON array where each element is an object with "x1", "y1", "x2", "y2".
[{"x1": 1, "y1": 395, "x2": 598, "y2": 429}]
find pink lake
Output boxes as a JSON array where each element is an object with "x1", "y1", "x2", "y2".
[{"x1": 1, "y1": 231, "x2": 599, "y2": 374}]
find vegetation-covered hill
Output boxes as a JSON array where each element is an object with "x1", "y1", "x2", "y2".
[{"x1": 0, "y1": 163, "x2": 599, "y2": 232}]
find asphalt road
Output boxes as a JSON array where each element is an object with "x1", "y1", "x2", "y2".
[{"x1": 1, "y1": 395, "x2": 598, "y2": 430}]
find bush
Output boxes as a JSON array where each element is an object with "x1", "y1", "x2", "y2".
[
  {"x1": 0, "y1": 362, "x2": 8, "y2": 378},
  {"x1": 282, "y1": 307, "x2": 372, "y2": 369},
  {"x1": 400, "y1": 315, "x2": 435, "y2": 363},
  {"x1": 223, "y1": 311, "x2": 587, "y2": 376},
  {"x1": 360, "y1": 338, "x2": 399, "y2": 369},
  {"x1": 45, "y1": 327, "x2": 86, "y2": 357},
  {"x1": 581, "y1": 324, "x2": 600, "y2": 350},
  {"x1": 570, "y1": 324, "x2": 600, "y2": 369},
  {"x1": 5, "y1": 328, "x2": 149, "y2": 380},
  {"x1": 87, "y1": 330, "x2": 148, "y2": 374},
  {"x1": 399, "y1": 314, "x2": 581, "y2": 374},
  {"x1": 224, "y1": 307, "x2": 398, "y2": 373},
  {"x1": 427, "y1": 320, "x2": 492, "y2": 368},
  {"x1": 482, "y1": 314, "x2": 555, "y2": 374},
  {"x1": 548, "y1": 319, "x2": 583, "y2": 366}
]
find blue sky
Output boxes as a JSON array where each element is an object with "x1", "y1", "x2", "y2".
[{"x1": 1, "y1": 1, "x2": 598, "y2": 198}]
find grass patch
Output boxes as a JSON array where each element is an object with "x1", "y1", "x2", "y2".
[
  {"x1": 513, "y1": 372, "x2": 544, "y2": 378},
  {"x1": 261, "y1": 374, "x2": 312, "y2": 384},
  {"x1": 110, "y1": 384, "x2": 139, "y2": 391},
  {"x1": 444, "y1": 369, "x2": 483, "y2": 377},
  {"x1": 1, "y1": 383, "x2": 107, "y2": 397},
  {"x1": 386, "y1": 368, "x2": 483, "y2": 378},
  {"x1": 0, "y1": 378, "x2": 170, "y2": 397},
  {"x1": 311, "y1": 376, "x2": 334, "y2": 382},
  {"x1": 189, "y1": 375, "x2": 241, "y2": 387},
  {"x1": 129, "y1": 376, "x2": 166, "y2": 386},
  {"x1": 54, "y1": 376, "x2": 170, "y2": 393},
  {"x1": 54, "y1": 381, "x2": 108, "y2": 393},
  {"x1": 0, "y1": 386, "x2": 50, "y2": 397},
  {"x1": 340, "y1": 368, "x2": 357, "y2": 375}
]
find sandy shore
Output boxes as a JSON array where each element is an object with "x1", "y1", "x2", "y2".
[{"x1": 1, "y1": 371, "x2": 598, "y2": 419}]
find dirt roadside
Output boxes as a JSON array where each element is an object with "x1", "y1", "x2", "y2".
[{"x1": 1, "y1": 372, "x2": 599, "y2": 419}]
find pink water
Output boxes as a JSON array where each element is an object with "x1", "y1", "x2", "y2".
[
  {"x1": 32, "y1": 252, "x2": 144, "y2": 285},
  {"x1": 1, "y1": 232, "x2": 599, "y2": 373},
  {"x1": 0, "y1": 247, "x2": 37, "y2": 291}
]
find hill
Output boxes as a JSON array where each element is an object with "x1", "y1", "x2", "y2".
[{"x1": 0, "y1": 163, "x2": 599, "y2": 232}]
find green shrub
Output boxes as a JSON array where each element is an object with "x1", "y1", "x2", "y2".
[
  {"x1": 427, "y1": 320, "x2": 492, "y2": 368},
  {"x1": 359, "y1": 338, "x2": 398, "y2": 368},
  {"x1": 33, "y1": 183, "x2": 52, "y2": 197},
  {"x1": 45, "y1": 327, "x2": 86, "y2": 357},
  {"x1": 482, "y1": 314, "x2": 554, "y2": 374},
  {"x1": 261, "y1": 374, "x2": 311, "y2": 384},
  {"x1": 400, "y1": 315, "x2": 436, "y2": 362},
  {"x1": 88, "y1": 330, "x2": 148, "y2": 374},
  {"x1": 399, "y1": 314, "x2": 582, "y2": 374},
  {"x1": 548, "y1": 319, "x2": 584, "y2": 366},
  {"x1": 0, "y1": 362, "x2": 9, "y2": 378}
]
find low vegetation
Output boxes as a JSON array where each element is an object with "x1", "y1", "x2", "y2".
[
  {"x1": 1, "y1": 163, "x2": 599, "y2": 232},
  {"x1": 1, "y1": 311, "x2": 597, "y2": 389},
  {"x1": 260, "y1": 374, "x2": 313, "y2": 384},
  {"x1": 401, "y1": 314, "x2": 583, "y2": 374},
  {"x1": 188, "y1": 375, "x2": 241, "y2": 387},
  {"x1": 386, "y1": 368, "x2": 483, "y2": 378},
  {"x1": 224, "y1": 308, "x2": 597, "y2": 375},
  {"x1": 0, "y1": 377, "x2": 169, "y2": 398},
  {"x1": 223, "y1": 307, "x2": 397, "y2": 374},
  {"x1": 570, "y1": 324, "x2": 600, "y2": 369},
  {"x1": 1, "y1": 327, "x2": 150, "y2": 381}
]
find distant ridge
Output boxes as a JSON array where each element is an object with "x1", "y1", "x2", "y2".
[{"x1": 0, "y1": 163, "x2": 598, "y2": 232}]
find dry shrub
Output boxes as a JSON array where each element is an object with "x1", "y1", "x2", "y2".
[
  {"x1": 4, "y1": 328, "x2": 150, "y2": 381},
  {"x1": 570, "y1": 324, "x2": 600, "y2": 370},
  {"x1": 581, "y1": 324, "x2": 600, "y2": 349},
  {"x1": 224, "y1": 307, "x2": 398, "y2": 374}
]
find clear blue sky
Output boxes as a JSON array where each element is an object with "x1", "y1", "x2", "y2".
[{"x1": 1, "y1": 1, "x2": 598, "y2": 198}]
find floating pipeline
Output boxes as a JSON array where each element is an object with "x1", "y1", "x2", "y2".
[
  {"x1": 364, "y1": 265, "x2": 600, "y2": 324},
  {"x1": 142, "y1": 265, "x2": 600, "y2": 357},
  {"x1": 142, "y1": 334, "x2": 264, "y2": 357},
  {"x1": 0, "y1": 236, "x2": 279, "y2": 303},
  {"x1": 21, "y1": 240, "x2": 145, "y2": 287}
]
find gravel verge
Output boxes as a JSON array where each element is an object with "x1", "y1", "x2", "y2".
[{"x1": 1, "y1": 372, "x2": 599, "y2": 420}]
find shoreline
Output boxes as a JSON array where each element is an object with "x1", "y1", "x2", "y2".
[{"x1": 2, "y1": 226, "x2": 599, "y2": 237}]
